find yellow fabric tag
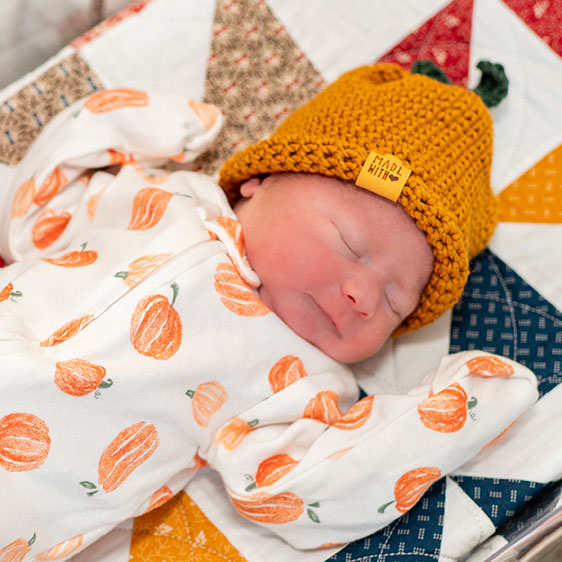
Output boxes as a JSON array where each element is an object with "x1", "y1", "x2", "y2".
[{"x1": 355, "y1": 151, "x2": 411, "y2": 202}]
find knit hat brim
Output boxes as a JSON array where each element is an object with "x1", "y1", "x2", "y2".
[{"x1": 219, "y1": 136, "x2": 479, "y2": 334}]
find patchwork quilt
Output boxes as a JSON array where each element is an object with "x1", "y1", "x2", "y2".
[{"x1": 0, "y1": 0, "x2": 561, "y2": 560}]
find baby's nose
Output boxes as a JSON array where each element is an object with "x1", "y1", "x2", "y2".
[{"x1": 341, "y1": 280, "x2": 374, "y2": 319}]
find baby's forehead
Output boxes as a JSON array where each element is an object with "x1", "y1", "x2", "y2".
[
  {"x1": 261, "y1": 172, "x2": 422, "y2": 238},
  {"x1": 268, "y1": 172, "x2": 368, "y2": 201}
]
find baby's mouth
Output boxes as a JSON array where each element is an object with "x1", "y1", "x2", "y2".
[{"x1": 310, "y1": 295, "x2": 341, "y2": 337}]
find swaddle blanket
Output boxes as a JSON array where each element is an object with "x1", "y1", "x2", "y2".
[{"x1": 0, "y1": 90, "x2": 538, "y2": 560}]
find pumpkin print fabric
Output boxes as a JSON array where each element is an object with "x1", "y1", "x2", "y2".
[{"x1": 0, "y1": 90, "x2": 539, "y2": 558}]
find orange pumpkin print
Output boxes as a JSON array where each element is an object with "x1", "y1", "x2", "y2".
[
  {"x1": 168, "y1": 151, "x2": 186, "y2": 162},
  {"x1": 34, "y1": 167, "x2": 67, "y2": 207},
  {"x1": 40, "y1": 314, "x2": 94, "y2": 347},
  {"x1": 467, "y1": 355, "x2": 514, "y2": 378},
  {"x1": 115, "y1": 253, "x2": 172, "y2": 287},
  {"x1": 31, "y1": 208, "x2": 71, "y2": 249},
  {"x1": 303, "y1": 390, "x2": 342, "y2": 425},
  {"x1": 214, "y1": 262, "x2": 269, "y2": 317},
  {"x1": 86, "y1": 191, "x2": 102, "y2": 221},
  {"x1": 0, "y1": 283, "x2": 11, "y2": 302},
  {"x1": 98, "y1": 421, "x2": 159, "y2": 492},
  {"x1": 188, "y1": 99, "x2": 219, "y2": 129},
  {"x1": 483, "y1": 420, "x2": 517, "y2": 449},
  {"x1": 229, "y1": 491, "x2": 304, "y2": 524},
  {"x1": 0, "y1": 283, "x2": 19, "y2": 303},
  {"x1": 42, "y1": 249, "x2": 97, "y2": 268},
  {"x1": 133, "y1": 164, "x2": 170, "y2": 185},
  {"x1": 268, "y1": 355, "x2": 307, "y2": 393},
  {"x1": 35, "y1": 534, "x2": 83, "y2": 561},
  {"x1": 328, "y1": 447, "x2": 353, "y2": 460},
  {"x1": 144, "y1": 485, "x2": 173, "y2": 514},
  {"x1": 417, "y1": 383, "x2": 468, "y2": 433},
  {"x1": 333, "y1": 395, "x2": 374, "y2": 430},
  {"x1": 130, "y1": 284, "x2": 182, "y2": 360},
  {"x1": 0, "y1": 535, "x2": 35, "y2": 562},
  {"x1": 193, "y1": 450, "x2": 208, "y2": 470},
  {"x1": 54, "y1": 358, "x2": 107, "y2": 396},
  {"x1": 217, "y1": 216, "x2": 245, "y2": 256},
  {"x1": 0, "y1": 412, "x2": 51, "y2": 472},
  {"x1": 394, "y1": 466, "x2": 442, "y2": 513},
  {"x1": 11, "y1": 178, "x2": 36, "y2": 218},
  {"x1": 186, "y1": 381, "x2": 228, "y2": 427},
  {"x1": 84, "y1": 88, "x2": 149, "y2": 113},
  {"x1": 107, "y1": 149, "x2": 135, "y2": 166},
  {"x1": 127, "y1": 187, "x2": 173, "y2": 230},
  {"x1": 214, "y1": 416, "x2": 256, "y2": 450},
  {"x1": 255, "y1": 454, "x2": 298, "y2": 488}
]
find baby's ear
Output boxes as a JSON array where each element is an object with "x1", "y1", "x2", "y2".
[{"x1": 239, "y1": 176, "x2": 263, "y2": 198}]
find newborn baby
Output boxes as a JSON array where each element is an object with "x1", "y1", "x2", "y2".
[{"x1": 0, "y1": 64, "x2": 537, "y2": 559}]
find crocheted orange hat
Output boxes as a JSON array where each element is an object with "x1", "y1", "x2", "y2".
[{"x1": 219, "y1": 62, "x2": 500, "y2": 335}]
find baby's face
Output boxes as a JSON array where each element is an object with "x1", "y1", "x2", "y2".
[{"x1": 234, "y1": 173, "x2": 434, "y2": 363}]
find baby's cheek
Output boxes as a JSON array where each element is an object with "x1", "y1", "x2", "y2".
[
  {"x1": 295, "y1": 239, "x2": 343, "y2": 284},
  {"x1": 271, "y1": 235, "x2": 325, "y2": 285}
]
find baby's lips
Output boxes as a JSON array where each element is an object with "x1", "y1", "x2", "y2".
[{"x1": 312, "y1": 296, "x2": 341, "y2": 336}]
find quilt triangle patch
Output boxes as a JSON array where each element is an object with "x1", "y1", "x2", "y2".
[
  {"x1": 451, "y1": 475, "x2": 546, "y2": 528},
  {"x1": 502, "y1": 0, "x2": 562, "y2": 59},
  {"x1": 449, "y1": 249, "x2": 562, "y2": 398},
  {"x1": 0, "y1": 54, "x2": 103, "y2": 166},
  {"x1": 378, "y1": 0, "x2": 474, "y2": 85},
  {"x1": 329, "y1": 479, "x2": 446, "y2": 561},
  {"x1": 499, "y1": 144, "x2": 562, "y2": 223},
  {"x1": 130, "y1": 490, "x2": 247, "y2": 561},
  {"x1": 194, "y1": 0, "x2": 324, "y2": 176}
]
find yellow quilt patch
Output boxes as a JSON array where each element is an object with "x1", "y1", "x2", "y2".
[
  {"x1": 130, "y1": 491, "x2": 247, "y2": 561},
  {"x1": 499, "y1": 144, "x2": 562, "y2": 223}
]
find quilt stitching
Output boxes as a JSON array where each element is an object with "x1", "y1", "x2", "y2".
[
  {"x1": 487, "y1": 253, "x2": 520, "y2": 359},
  {"x1": 460, "y1": 291, "x2": 562, "y2": 327},
  {"x1": 451, "y1": 249, "x2": 562, "y2": 397}
]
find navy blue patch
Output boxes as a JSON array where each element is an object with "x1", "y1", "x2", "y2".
[
  {"x1": 451, "y1": 475, "x2": 546, "y2": 528},
  {"x1": 499, "y1": 480, "x2": 562, "y2": 541},
  {"x1": 450, "y1": 250, "x2": 562, "y2": 397},
  {"x1": 328, "y1": 478, "x2": 446, "y2": 562}
]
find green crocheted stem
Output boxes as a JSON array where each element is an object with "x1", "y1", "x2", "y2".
[
  {"x1": 473, "y1": 60, "x2": 509, "y2": 108},
  {"x1": 411, "y1": 59, "x2": 451, "y2": 84}
]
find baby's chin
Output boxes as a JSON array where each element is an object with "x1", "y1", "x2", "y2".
[{"x1": 316, "y1": 340, "x2": 382, "y2": 364}]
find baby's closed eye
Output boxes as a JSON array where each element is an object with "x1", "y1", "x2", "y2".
[{"x1": 330, "y1": 220, "x2": 361, "y2": 260}]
